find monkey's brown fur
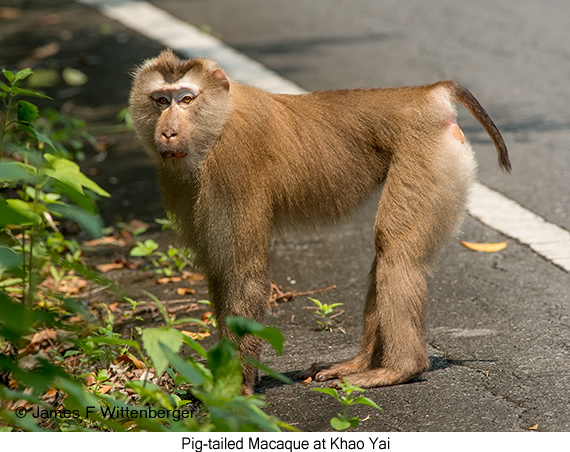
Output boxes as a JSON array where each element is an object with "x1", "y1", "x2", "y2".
[{"x1": 130, "y1": 50, "x2": 510, "y2": 395}]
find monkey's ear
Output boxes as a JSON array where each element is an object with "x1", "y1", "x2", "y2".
[{"x1": 212, "y1": 69, "x2": 230, "y2": 90}]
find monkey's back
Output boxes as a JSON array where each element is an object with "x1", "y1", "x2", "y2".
[{"x1": 204, "y1": 83, "x2": 451, "y2": 226}]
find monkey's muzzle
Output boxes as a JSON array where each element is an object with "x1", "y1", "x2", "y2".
[{"x1": 160, "y1": 150, "x2": 187, "y2": 159}]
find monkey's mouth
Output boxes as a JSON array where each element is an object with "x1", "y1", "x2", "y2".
[{"x1": 160, "y1": 150, "x2": 187, "y2": 159}]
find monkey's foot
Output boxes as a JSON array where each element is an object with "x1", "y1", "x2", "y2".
[
  {"x1": 298, "y1": 360, "x2": 425, "y2": 389},
  {"x1": 297, "y1": 358, "x2": 365, "y2": 383}
]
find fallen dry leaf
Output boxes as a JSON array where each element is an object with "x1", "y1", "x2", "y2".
[
  {"x1": 96, "y1": 262, "x2": 125, "y2": 272},
  {"x1": 181, "y1": 271, "x2": 206, "y2": 281},
  {"x1": 528, "y1": 424, "x2": 538, "y2": 431},
  {"x1": 177, "y1": 287, "x2": 195, "y2": 295},
  {"x1": 127, "y1": 219, "x2": 149, "y2": 235},
  {"x1": 84, "y1": 236, "x2": 128, "y2": 247},
  {"x1": 30, "y1": 329, "x2": 57, "y2": 346},
  {"x1": 97, "y1": 385, "x2": 113, "y2": 394},
  {"x1": 115, "y1": 354, "x2": 146, "y2": 370},
  {"x1": 41, "y1": 388, "x2": 59, "y2": 403},
  {"x1": 460, "y1": 240, "x2": 508, "y2": 253},
  {"x1": 202, "y1": 312, "x2": 213, "y2": 324},
  {"x1": 182, "y1": 331, "x2": 210, "y2": 341},
  {"x1": 156, "y1": 276, "x2": 182, "y2": 285},
  {"x1": 108, "y1": 302, "x2": 119, "y2": 312},
  {"x1": 301, "y1": 376, "x2": 312, "y2": 384},
  {"x1": 41, "y1": 276, "x2": 87, "y2": 296},
  {"x1": 26, "y1": 328, "x2": 57, "y2": 353},
  {"x1": 85, "y1": 373, "x2": 96, "y2": 386},
  {"x1": 59, "y1": 277, "x2": 87, "y2": 295}
]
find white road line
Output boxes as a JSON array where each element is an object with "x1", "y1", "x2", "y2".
[
  {"x1": 78, "y1": 0, "x2": 570, "y2": 273},
  {"x1": 469, "y1": 183, "x2": 570, "y2": 271},
  {"x1": 76, "y1": 0, "x2": 304, "y2": 94}
]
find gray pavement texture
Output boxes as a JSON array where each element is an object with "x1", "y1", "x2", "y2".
[{"x1": 2, "y1": 0, "x2": 569, "y2": 432}]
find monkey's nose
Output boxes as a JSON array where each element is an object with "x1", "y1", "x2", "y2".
[{"x1": 162, "y1": 131, "x2": 177, "y2": 140}]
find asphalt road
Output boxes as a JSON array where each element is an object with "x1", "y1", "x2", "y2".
[
  {"x1": 144, "y1": 0, "x2": 570, "y2": 432},
  {"x1": 2, "y1": 0, "x2": 569, "y2": 432}
]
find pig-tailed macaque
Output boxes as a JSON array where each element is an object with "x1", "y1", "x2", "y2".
[{"x1": 129, "y1": 49, "x2": 510, "y2": 395}]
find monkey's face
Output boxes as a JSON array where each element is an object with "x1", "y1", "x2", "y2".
[
  {"x1": 150, "y1": 78, "x2": 201, "y2": 159},
  {"x1": 129, "y1": 51, "x2": 232, "y2": 168}
]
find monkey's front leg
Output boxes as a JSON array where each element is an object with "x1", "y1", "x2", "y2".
[{"x1": 208, "y1": 270, "x2": 271, "y2": 396}]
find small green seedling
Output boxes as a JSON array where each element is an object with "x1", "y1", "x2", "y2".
[
  {"x1": 308, "y1": 297, "x2": 343, "y2": 331},
  {"x1": 313, "y1": 379, "x2": 381, "y2": 431},
  {"x1": 129, "y1": 239, "x2": 194, "y2": 276}
]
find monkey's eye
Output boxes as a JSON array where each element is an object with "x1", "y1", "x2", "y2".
[
  {"x1": 156, "y1": 97, "x2": 169, "y2": 105},
  {"x1": 181, "y1": 95, "x2": 194, "y2": 104}
]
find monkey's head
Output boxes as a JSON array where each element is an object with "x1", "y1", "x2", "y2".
[{"x1": 129, "y1": 50, "x2": 232, "y2": 168}]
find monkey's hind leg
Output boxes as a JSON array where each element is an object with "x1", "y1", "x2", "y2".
[{"x1": 301, "y1": 131, "x2": 476, "y2": 388}]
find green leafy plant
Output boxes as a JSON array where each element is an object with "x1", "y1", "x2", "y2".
[
  {"x1": 129, "y1": 238, "x2": 194, "y2": 276},
  {"x1": 0, "y1": 282, "x2": 293, "y2": 431},
  {"x1": 313, "y1": 379, "x2": 381, "y2": 431},
  {"x1": 1, "y1": 68, "x2": 109, "y2": 306},
  {"x1": 308, "y1": 297, "x2": 343, "y2": 331},
  {"x1": 35, "y1": 108, "x2": 98, "y2": 161},
  {"x1": 0, "y1": 68, "x2": 293, "y2": 433}
]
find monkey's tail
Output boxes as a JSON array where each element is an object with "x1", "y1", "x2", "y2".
[{"x1": 440, "y1": 80, "x2": 511, "y2": 173}]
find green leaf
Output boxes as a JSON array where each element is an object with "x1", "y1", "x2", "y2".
[
  {"x1": 182, "y1": 334, "x2": 207, "y2": 358},
  {"x1": 17, "y1": 100, "x2": 39, "y2": 124},
  {"x1": 158, "y1": 342, "x2": 209, "y2": 386},
  {"x1": 0, "y1": 199, "x2": 42, "y2": 227},
  {"x1": 141, "y1": 327, "x2": 184, "y2": 376},
  {"x1": 143, "y1": 291, "x2": 170, "y2": 325},
  {"x1": 312, "y1": 387, "x2": 341, "y2": 401},
  {"x1": 11, "y1": 86, "x2": 51, "y2": 100},
  {"x1": 43, "y1": 154, "x2": 85, "y2": 194},
  {"x1": 87, "y1": 336, "x2": 140, "y2": 350},
  {"x1": 226, "y1": 317, "x2": 284, "y2": 354},
  {"x1": 207, "y1": 337, "x2": 237, "y2": 377},
  {"x1": 207, "y1": 338, "x2": 242, "y2": 395},
  {"x1": 0, "y1": 292, "x2": 57, "y2": 341},
  {"x1": 330, "y1": 416, "x2": 352, "y2": 431},
  {"x1": 0, "y1": 246, "x2": 23, "y2": 275},
  {"x1": 48, "y1": 203, "x2": 103, "y2": 238},
  {"x1": 14, "y1": 68, "x2": 33, "y2": 83},
  {"x1": 12, "y1": 123, "x2": 56, "y2": 152},
  {"x1": 353, "y1": 396, "x2": 382, "y2": 410},
  {"x1": 44, "y1": 154, "x2": 110, "y2": 198},
  {"x1": 130, "y1": 239, "x2": 159, "y2": 257},
  {"x1": 245, "y1": 357, "x2": 293, "y2": 385},
  {"x1": 2, "y1": 69, "x2": 15, "y2": 84},
  {"x1": 348, "y1": 417, "x2": 360, "y2": 428},
  {"x1": 0, "y1": 161, "x2": 38, "y2": 185},
  {"x1": 55, "y1": 377, "x2": 102, "y2": 423}
]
